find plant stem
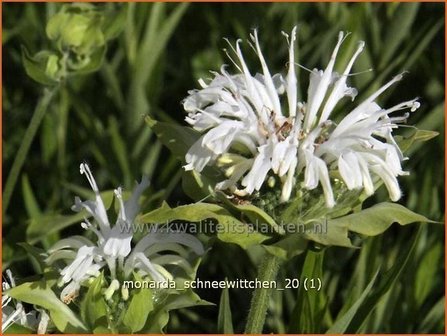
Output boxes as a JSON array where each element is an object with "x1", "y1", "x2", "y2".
[
  {"x1": 244, "y1": 253, "x2": 281, "y2": 334},
  {"x1": 3, "y1": 87, "x2": 58, "y2": 216}
]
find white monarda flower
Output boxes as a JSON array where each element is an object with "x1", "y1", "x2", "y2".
[
  {"x1": 47, "y1": 163, "x2": 204, "y2": 303},
  {"x1": 183, "y1": 28, "x2": 419, "y2": 207},
  {"x1": 2, "y1": 269, "x2": 48, "y2": 333}
]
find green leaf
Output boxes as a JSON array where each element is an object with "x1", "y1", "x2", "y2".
[
  {"x1": 305, "y1": 202, "x2": 435, "y2": 247},
  {"x1": 21, "y1": 174, "x2": 41, "y2": 218},
  {"x1": 326, "y1": 268, "x2": 379, "y2": 333},
  {"x1": 181, "y1": 169, "x2": 217, "y2": 202},
  {"x1": 122, "y1": 273, "x2": 154, "y2": 333},
  {"x1": 379, "y1": 3, "x2": 419, "y2": 68},
  {"x1": 345, "y1": 226, "x2": 422, "y2": 332},
  {"x1": 108, "y1": 116, "x2": 132, "y2": 186},
  {"x1": 218, "y1": 284, "x2": 234, "y2": 334},
  {"x1": 304, "y1": 217, "x2": 355, "y2": 248},
  {"x1": 80, "y1": 274, "x2": 108, "y2": 332},
  {"x1": 17, "y1": 243, "x2": 46, "y2": 274},
  {"x1": 142, "y1": 289, "x2": 212, "y2": 333},
  {"x1": 289, "y1": 249, "x2": 327, "y2": 333},
  {"x1": 419, "y1": 296, "x2": 445, "y2": 332},
  {"x1": 140, "y1": 202, "x2": 269, "y2": 249},
  {"x1": 21, "y1": 46, "x2": 59, "y2": 86},
  {"x1": 102, "y1": 5, "x2": 127, "y2": 40},
  {"x1": 4, "y1": 324, "x2": 34, "y2": 334},
  {"x1": 145, "y1": 116, "x2": 199, "y2": 160},
  {"x1": 414, "y1": 242, "x2": 442, "y2": 306},
  {"x1": 263, "y1": 233, "x2": 308, "y2": 260},
  {"x1": 26, "y1": 211, "x2": 87, "y2": 245},
  {"x1": 216, "y1": 191, "x2": 285, "y2": 235},
  {"x1": 6, "y1": 278, "x2": 87, "y2": 333},
  {"x1": 26, "y1": 190, "x2": 115, "y2": 244},
  {"x1": 338, "y1": 202, "x2": 436, "y2": 236},
  {"x1": 396, "y1": 129, "x2": 439, "y2": 153}
]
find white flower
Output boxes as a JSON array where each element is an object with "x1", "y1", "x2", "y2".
[
  {"x1": 47, "y1": 163, "x2": 204, "y2": 303},
  {"x1": 183, "y1": 28, "x2": 419, "y2": 207},
  {"x1": 2, "y1": 269, "x2": 48, "y2": 333}
]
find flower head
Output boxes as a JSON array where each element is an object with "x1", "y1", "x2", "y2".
[
  {"x1": 183, "y1": 28, "x2": 419, "y2": 207},
  {"x1": 47, "y1": 163, "x2": 204, "y2": 303}
]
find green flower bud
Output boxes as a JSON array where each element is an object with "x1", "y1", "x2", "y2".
[
  {"x1": 104, "y1": 279, "x2": 120, "y2": 301},
  {"x1": 46, "y1": 4, "x2": 105, "y2": 56}
]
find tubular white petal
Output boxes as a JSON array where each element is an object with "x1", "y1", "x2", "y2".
[
  {"x1": 252, "y1": 30, "x2": 282, "y2": 116},
  {"x1": 286, "y1": 26, "x2": 298, "y2": 118},
  {"x1": 370, "y1": 164, "x2": 401, "y2": 201},
  {"x1": 304, "y1": 31, "x2": 345, "y2": 132},
  {"x1": 241, "y1": 141, "x2": 275, "y2": 193},
  {"x1": 47, "y1": 236, "x2": 95, "y2": 253},
  {"x1": 235, "y1": 39, "x2": 268, "y2": 124},
  {"x1": 319, "y1": 40, "x2": 365, "y2": 124},
  {"x1": 338, "y1": 152, "x2": 362, "y2": 190},
  {"x1": 334, "y1": 73, "x2": 404, "y2": 136},
  {"x1": 79, "y1": 163, "x2": 110, "y2": 229},
  {"x1": 280, "y1": 156, "x2": 297, "y2": 203},
  {"x1": 184, "y1": 138, "x2": 216, "y2": 172}
]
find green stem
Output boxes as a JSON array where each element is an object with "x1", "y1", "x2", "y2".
[
  {"x1": 245, "y1": 254, "x2": 281, "y2": 334},
  {"x1": 3, "y1": 87, "x2": 58, "y2": 216}
]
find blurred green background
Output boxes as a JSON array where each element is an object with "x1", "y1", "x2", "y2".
[{"x1": 3, "y1": 2, "x2": 445, "y2": 333}]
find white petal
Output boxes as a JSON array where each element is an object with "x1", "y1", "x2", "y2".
[
  {"x1": 319, "y1": 40, "x2": 364, "y2": 123},
  {"x1": 371, "y1": 164, "x2": 401, "y2": 201},
  {"x1": 241, "y1": 142, "x2": 274, "y2": 192},
  {"x1": 286, "y1": 26, "x2": 298, "y2": 118},
  {"x1": 184, "y1": 138, "x2": 216, "y2": 172},
  {"x1": 280, "y1": 156, "x2": 297, "y2": 202},
  {"x1": 304, "y1": 31, "x2": 345, "y2": 131},
  {"x1": 338, "y1": 152, "x2": 362, "y2": 190},
  {"x1": 102, "y1": 224, "x2": 132, "y2": 258},
  {"x1": 252, "y1": 30, "x2": 282, "y2": 116}
]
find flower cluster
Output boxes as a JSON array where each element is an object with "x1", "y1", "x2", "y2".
[
  {"x1": 183, "y1": 28, "x2": 419, "y2": 207},
  {"x1": 46, "y1": 163, "x2": 204, "y2": 303}
]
